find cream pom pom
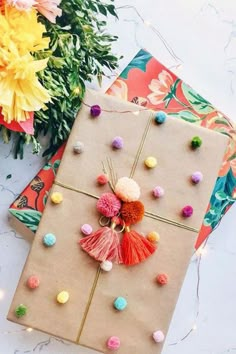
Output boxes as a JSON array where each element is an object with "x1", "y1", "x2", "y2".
[
  {"x1": 114, "y1": 177, "x2": 140, "y2": 202},
  {"x1": 100, "y1": 260, "x2": 113, "y2": 272}
]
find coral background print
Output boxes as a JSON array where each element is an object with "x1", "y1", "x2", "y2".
[{"x1": 9, "y1": 49, "x2": 236, "y2": 249}]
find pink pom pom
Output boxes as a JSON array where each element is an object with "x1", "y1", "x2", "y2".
[
  {"x1": 97, "y1": 193, "x2": 121, "y2": 217},
  {"x1": 27, "y1": 275, "x2": 40, "y2": 289},
  {"x1": 153, "y1": 330, "x2": 165, "y2": 343},
  {"x1": 182, "y1": 205, "x2": 193, "y2": 217},
  {"x1": 107, "y1": 336, "x2": 120, "y2": 350}
]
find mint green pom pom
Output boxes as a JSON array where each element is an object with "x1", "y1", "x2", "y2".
[
  {"x1": 154, "y1": 111, "x2": 167, "y2": 124},
  {"x1": 113, "y1": 297, "x2": 127, "y2": 311},
  {"x1": 43, "y1": 233, "x2": 56, "y2": 247},
  {"x1": 15, "y1": 304, "x2": 27, "y2": 318}
]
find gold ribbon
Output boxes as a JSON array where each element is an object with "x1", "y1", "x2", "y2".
[
  {"x1": 54, "y1": 180, "x2": 99, "y2": 200},
  {"x1": 53, "y1": 111, "x2": 199, "y2": 343}
]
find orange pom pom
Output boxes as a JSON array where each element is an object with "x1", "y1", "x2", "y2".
[{"x1": 121, "y1": 201, "x2": 144, "y2": 225}]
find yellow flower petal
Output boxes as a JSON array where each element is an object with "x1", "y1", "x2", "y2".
[{"x1": 0, "y1": 7, "x2": 50, "y2": 123}]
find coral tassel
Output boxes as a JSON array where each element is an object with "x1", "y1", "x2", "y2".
[
  {"x1": 121, "y1": 227, "x2": 156, "y2": 266},
  {"x1": 79, "y1": 224, "x2": 122, "y2": 264}
]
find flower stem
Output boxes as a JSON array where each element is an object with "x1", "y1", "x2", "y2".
[{"x1": 172, "y1": 94, "x2": 193, "y2": 110}]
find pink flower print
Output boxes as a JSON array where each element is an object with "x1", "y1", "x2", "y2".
[{"x1": 147, "y1": 70, "x2": 174, "y2": 105}]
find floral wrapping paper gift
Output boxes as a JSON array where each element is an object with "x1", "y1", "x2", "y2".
[
  {"x1": 8, "y1": 90, "x2": 228, "y2": 354},
  {"x1": 9, "y1": 49, "x2": 236, "y2": 248}
]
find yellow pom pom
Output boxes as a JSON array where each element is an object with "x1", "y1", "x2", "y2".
[
  {"x1": 51, "y1": 192, "x2": 63, "y2": 204},
  {"x1": 145, "y1": 157, "x2": 157, "y2": 168},
  {"x1": 147, "y1": 231, "x2": 160, "y2": 243},
  {"x1": 57, "y1": 291, "x2": 69, "y2": 304}
]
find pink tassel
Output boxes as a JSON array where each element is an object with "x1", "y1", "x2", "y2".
[{"x1": 79, "y1": 225, "x2": 122, "y2": 264}]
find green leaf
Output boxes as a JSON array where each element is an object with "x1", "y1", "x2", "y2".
[
  {"x1": 53, "y1": 159, "x2": 61, "y2": 171},
  {"x1": 43, "y1": 163, "x2": 52, "y2": 171},
  {"x1": 6, "y1": 174, "x2": 12, "y2": 180},
  {"x1": 120, "y1": 49, "x2": 152, "y2": 79},
  {"x1": 168, "y1": 110, "x2": 202, "y2": 123},
  {"x1": 97, "y1": 4, "x2": 107, "y2": 16},
  {"x1": 9, "y1": 209, "x2": 42, "y2": 233},
  {"x1": 208, "y1": 207, "x2": 218, "y2": 216},
  {"x1": 214, "y1": 119, "x2": 230, "y2": 126},
  {"x1": 107, "y1": 4, "x2": 118, "y2": 18},
  {"x1": 215, "y1": 191, "x2": 228, "y2": 201},
  {"x1": 181, "y1": 82, "x2": 215, "y2": 114},
  {"x1": 203, "y1": 217, "x2": 213, "y2": 226},
  {"x1": 228, "y1": 152, "x2": 236, "y2": 161},
  {"x1": 43, "y1": 192, "x2": 49, "y2": 206}
]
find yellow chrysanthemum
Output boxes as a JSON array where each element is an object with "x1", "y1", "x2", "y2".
[
  {"x1": 1, "y1": 5, "x2": 49, "y2": 54},
  {"x1": 0, "y1": 5, "x2": 50, "y2": 123},
  {"x1": 0, "y1": 50, "x2": 50, "y2": 123}
]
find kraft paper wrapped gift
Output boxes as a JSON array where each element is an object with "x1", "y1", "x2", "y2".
[
  {"x1": 9, "y1": 49, "x2": 236, "y2": 249},
  {"x1": 8, "y1": 90, "x2": 228, "y2": 354}
]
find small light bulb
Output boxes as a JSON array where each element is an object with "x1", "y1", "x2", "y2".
[
  {"x1": 196, "y1": 246, "x2": 207, "y2": 257},
  {"x1": 73, "y1": 87, "x2": 80, "y2": 95},
  {"x1": 144, "y1": 20, "x2": 151, "y2": 27},
  {"x1": 0, "y1": 289, "x2": 5, "y2": 300},
  {"x1": 26, "y1": 328, "x2": 33, "y2": 332},
  {"x1": 192, "y1": 324, "x2": 197, "y2": 331}
]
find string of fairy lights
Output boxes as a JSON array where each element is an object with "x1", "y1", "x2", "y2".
[{"x1": 0, "y1": 3, "x2": 235, "y2": 354}]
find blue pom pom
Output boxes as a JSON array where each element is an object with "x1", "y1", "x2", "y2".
[
  {"x1": 43, "y1": 233, "x2": 56, "y2": 247},
  {"x1": 113, "y1": 297, "x2": 127, "y2": 311},
  {"x1": 154, "y1": 111, "x2": 167, "y2": 124}
]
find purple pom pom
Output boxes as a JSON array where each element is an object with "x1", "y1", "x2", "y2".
[
  {"x1": 112, "y1": 136, "x2": 124, "y2": 149},
  {"x1": 191, "y1": 171, "x2": 203, "y2": 184},
  {"x1": 182, "y1": 205, "x2": 193, "y2": 217},
  {"x1": 153, "y1": 186, "x2": 164, "y2": 198},
  {"x1": 90, "y1": 105, "x2": 101, "y2": 117}
]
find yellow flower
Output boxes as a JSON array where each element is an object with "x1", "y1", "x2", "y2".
[
  {"x1": 1, "y1": 6, "x2": 49, "y2": 54},
  {"x1": 0, "y1": 6, "x2": 50, "y2": 123}
]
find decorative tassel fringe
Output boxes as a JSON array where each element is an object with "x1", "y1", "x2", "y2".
[
  {"x1": 79, "y1": 226, "x2": 122, "y2": 264},
  {"x1": 121, "y1": 229, "x2": 156, "y2": 266}
]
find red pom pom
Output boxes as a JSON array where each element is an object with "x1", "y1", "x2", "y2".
[
  {"x1": 156, "y1": 273, "x2": 168, "y2": 285},
  {"x1": 97, "y1": 174, "x2": 109, "y2": 185},
  {"x1": 121, "y1": 201, "x2": 144, "y2": 225}
]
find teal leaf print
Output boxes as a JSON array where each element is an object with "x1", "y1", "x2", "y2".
[
  {"x1": 181, "y1": 82, "x2": 215, "y2": 114},
  {"x1": 43, "y1": 191, "x2": 49, "y2": 206},
  {"x1": 9, "y1": 209, "x2": 42, "y2": 233},
  {"x1": 53, "y1": 159, "x2": 61, "y2": 174},
  {"x1": 120, "y1": 49, "x2": 152, "y2": 79},
  {"x1": 43, "y1": 162, "x2": 52, "y2": 171},
  {"x1": 168, "y1": 110, "x2": 203, "y2": 123},
  {"x1": 215, "y1": 191, "x2": 228, "y2": 201},
  {"x1": 204, "y1": 168, "x2": 236, "y2": 229}
]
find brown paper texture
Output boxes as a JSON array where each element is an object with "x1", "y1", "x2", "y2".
[{"x1": 8, "y1": 90, "x2": 228, "y2": 354}]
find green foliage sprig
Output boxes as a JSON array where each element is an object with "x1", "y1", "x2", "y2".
[{"x1": 1, "y1": 0, "x2": 120, "y2": 158}]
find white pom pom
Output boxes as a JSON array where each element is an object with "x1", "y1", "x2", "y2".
[
  {"x1": 100, "y1": 260, "x2": 113, "y2": 272},
  {"x1": 114, "y1": 177, "x2": 140, "y2": 202},
  {"x1": 73, "y1": 141, "x2": 84, "y2": 154}
]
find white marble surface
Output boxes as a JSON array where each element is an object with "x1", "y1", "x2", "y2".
[{"x1": 1, "y1": 0, "x2": 236, "y2": 353}]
